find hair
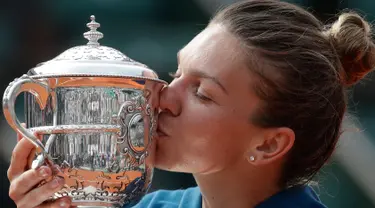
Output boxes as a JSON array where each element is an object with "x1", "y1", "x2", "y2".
[{"x1": 211, "y1": 0, "x2": 375, "y2": 188}]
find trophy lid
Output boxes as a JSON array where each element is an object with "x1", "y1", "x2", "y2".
[{"x1": 28, "y1": 15, "x2": 166, "y2": 83}]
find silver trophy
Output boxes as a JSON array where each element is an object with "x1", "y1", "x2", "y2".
[{"x1": 2, "y1": 15, "x2": 167, "y2": 207}]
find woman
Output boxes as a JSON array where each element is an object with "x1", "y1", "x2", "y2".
[{"x1": 7, "y1": 0, "x2": 375, "y2": 207}]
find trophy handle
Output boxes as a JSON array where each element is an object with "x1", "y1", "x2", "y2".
[{"x1": 2, "y1": 74, "x2": 50, "y2": 154}]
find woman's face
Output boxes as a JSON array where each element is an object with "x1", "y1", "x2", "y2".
[{"x1": 154, "y1": 24, "x2": 265, "y2": 174}]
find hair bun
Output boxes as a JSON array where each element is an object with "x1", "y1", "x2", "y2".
[{"x1": 326, "y1": 12, "x2": 375, "y2": 86}]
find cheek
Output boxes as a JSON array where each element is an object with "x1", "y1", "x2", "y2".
[
  {"x1": 175, "y1": 108, "x2": 246, "y2": 172},
  {"x1": 181, "y1": 107, "x2": 246, "y2": 147}
]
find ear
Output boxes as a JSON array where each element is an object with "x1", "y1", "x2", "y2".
[{"x1": 247, "y1": 127, "x2": 295, "y2": 165}]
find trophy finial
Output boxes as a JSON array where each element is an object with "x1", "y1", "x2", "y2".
[{"x1": 83, "y1": 15, "x2": 103, "y2": 46}]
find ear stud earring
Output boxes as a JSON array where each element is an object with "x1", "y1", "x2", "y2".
[{"x1": 249, "y1": 156, "x2": 255, "y2": 161}]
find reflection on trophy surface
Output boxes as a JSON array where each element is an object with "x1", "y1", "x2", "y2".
[{"x1": 2, "y1": 15, "x2": 166, "y2": 207}]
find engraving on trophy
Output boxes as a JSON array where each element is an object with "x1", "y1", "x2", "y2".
[
  {"x1": 116, "y1": 95, "x2": 150, "y2": 158},
  {"x1": 30, "y1": 88, "x2": 155, "y2": 206},
  {"x1": 21, "y1": 84, "x2": 156, "y2": 207}
]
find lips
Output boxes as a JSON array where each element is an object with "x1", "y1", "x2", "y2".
[
  {"x1": 156, "y1": 123, "x2": 169, "y2": 138},
  {"x1": 157, "y1": 129, "x2": 168, "y2": 137},
  {"x1": 156, "y1": 112, "x2": 170, "y2": 139}
]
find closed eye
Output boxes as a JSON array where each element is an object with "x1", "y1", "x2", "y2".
[
  {"x1": 195, "y1": 90, "x2": 212, "y2": 102},
  {"x1": 170, "y1": 70, "x2": 215, "y2": 104},
  {"x1": 169, "y1": 72, "x2": 180, "y2": 79}
]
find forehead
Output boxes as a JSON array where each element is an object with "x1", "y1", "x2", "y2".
[
  {"x1": 178, "y1": 24, "x2": 251, "y2": 91},
  {"x1": 179, "y1": 24, "x2": 244, "y2": 70},
  {"x1": 179, "y1": 24, "x2": 260, "y2": 116}
]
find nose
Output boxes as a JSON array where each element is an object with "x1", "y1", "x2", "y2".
[{"x1": 159, "y1": 85, "x2": 181, "y2": 117}]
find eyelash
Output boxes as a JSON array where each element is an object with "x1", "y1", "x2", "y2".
[
  {"x1": 168, "y1": 72, "x2": 212, "y2": 102},
  {"x1": 194, "y1": 90, "x2": 212, "y2": 102},
  {"x1": 168, "y1": 72, "x2": 180, "y2": 79}
]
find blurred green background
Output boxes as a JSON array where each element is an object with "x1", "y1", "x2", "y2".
[{"x1": 0, "y1": 0, "x2": 374, "y2": 207}]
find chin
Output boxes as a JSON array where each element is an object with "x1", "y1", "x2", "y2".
[
  {"x1": 154, "y1": 160, "x2": 180, "y2": 172},
  {"x1": 153, "y1": 145, "x2": 175, "y2": 171},
  {"x1": 153, "y1": 145, "x2": 187, "y2": 172},
  {"x1": 154, "y1": 164, "x2": 191, "y2": 173}
]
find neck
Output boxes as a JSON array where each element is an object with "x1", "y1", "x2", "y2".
[{"x1": 194, "y1": 161, "x2": 281, "y2": 208}]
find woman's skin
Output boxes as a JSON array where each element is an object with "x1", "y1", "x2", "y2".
[
  {"x1": 8, "y1": 23, "x2": 295, "y2": 208},
  {"x1": 156, "y1": 23, "x2": 295, "y2": 208}
]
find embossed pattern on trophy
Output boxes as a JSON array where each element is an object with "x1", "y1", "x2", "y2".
[{"x1": 25, "y1": 82, "x2": 155, "y2": 206}]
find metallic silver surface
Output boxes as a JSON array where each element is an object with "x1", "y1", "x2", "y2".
[
  {"x1": 83, "y1": 15, "x2": 104, "y2": 47},
  {"x1": 28, "y1": 15, "x2": 164, "y2": 83},
  {"x1": 2, "y1": 15, "x2": 166, "y2": 208}
]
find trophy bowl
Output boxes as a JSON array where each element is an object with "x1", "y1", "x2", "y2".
[{"x1": 2, "y1": 15, "x2": 167, "y2": 208}]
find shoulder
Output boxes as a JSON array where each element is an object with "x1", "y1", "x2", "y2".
[
  {"x1": 129, "y1": 186, "x2": 202, "y2": 208},
  {"x1": 256, "y1": 185, "x2": 328, "y2": 208},
  {"x1": 294, "y1": 186, "x2": 328, "y2": 208}
]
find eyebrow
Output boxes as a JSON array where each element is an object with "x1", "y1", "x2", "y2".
[
  {"x1": 189, "y1": 69, "x2": 228, "y2": 95},
  {"x1": 177, "y1": 50, "x2": 228, "y2": 94}
]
